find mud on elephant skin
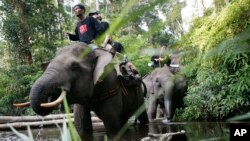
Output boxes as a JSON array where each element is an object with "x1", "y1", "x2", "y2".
[
  {"x1": 26, "y1": 42, "x2": 148, "y2": 139},
  {"x1": 143, "y1": 65, "x2": 187, "y2": 123}
]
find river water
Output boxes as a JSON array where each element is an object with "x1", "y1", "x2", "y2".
[{"x1": 0, "y1": 121, "x2": 229, "y2": 141}]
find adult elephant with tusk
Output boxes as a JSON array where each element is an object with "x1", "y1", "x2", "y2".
[
  {"x1": 144, "y1": 64, "x2": 187, "y2": 123},
  {"x1": 22, "y1": 42, "x2": 148, "y2": 139}
]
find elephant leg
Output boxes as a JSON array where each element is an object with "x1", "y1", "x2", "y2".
[
  {"x1": 163, "y1": 96, "x2": 173, "y2": 124},
  {"x1": 135, "y1": 85, "x2": 149, "y2": 125},
  {"x1": 147, "y1": 96, "x2": 157, "y2": 122},
  {"x1": 164, "y1": 97, "x2": 172, "y2": 119},
  {"x1": 156, "y1": 104, "x2": 165, "y2": 118},
  {"x1": 74, "y1": 104, "x2": 93, "y2": 140},
  {"x1": 162, "y1": 81, "x2": 174, "y2": 124},
  {"x1": 102, "y1": 114, "x2": 121, "y2": 136},
  {"x1": 99, "y1": 95, "x2": 123, "y2": 137},
  {"x1": 137, "y1": 103, "x2": 149, "y2": 124}
]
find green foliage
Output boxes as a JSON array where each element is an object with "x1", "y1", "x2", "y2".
[
  {"x1": 0, "y1": 0, "x2": 72, "y2": 115},
  {"x1": 108, "y1": 0, "x2": 178, "y2": 76},
  {"x1": 151, "y1": 31, "x2": 176, "y2": 46},
  {"x1": 0, "y1": 64, "x2": 42, "y2": 116},
  {"x1": 176, "y1": 0, "x2": 250, "y2": 121},
  {"x1": 0, "y1": 0, "x2": 71, "y2": 65},
  {"x1": 96, "y1": 0, "x2": 167, "y2": 44},
  {"x1": 0, "y1": 70, "x2": 11, "y2": 98},
  {"x1": 162, "y1": 0, "x2": 185, "y2": 37}
]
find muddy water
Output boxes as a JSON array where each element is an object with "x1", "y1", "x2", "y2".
[{"x1": 0, "y1": 122, "x2": 229, "y2": 141}]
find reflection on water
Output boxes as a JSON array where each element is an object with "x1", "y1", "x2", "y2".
[
  {"x1": 185, "y1": 122, "x2": 229, "y2": 141},
  {"x1": 0, "y1": 122, "x2": 229, "y2": 141},
  {"x1": 0, "y1": 127, "x2": 61, "y2": 141}
]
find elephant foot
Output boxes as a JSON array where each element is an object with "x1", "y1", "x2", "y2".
[{"x1": 162, "y1": 118, "x2": 171, "y2": 124}]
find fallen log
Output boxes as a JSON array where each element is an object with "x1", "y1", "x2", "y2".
[
  {"x1": 0, "y1": 114, "x2": 74, "y2": 124},
  {"x1": 0, "y1": 118, "x2": 104, "y2": 130},
  {"x1": 0, "y1": 113, "x2": 136, "y2": 130}
]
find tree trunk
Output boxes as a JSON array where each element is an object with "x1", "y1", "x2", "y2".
[{"x1": 15, "y1": 0, "x2": 33, "y2": 65}]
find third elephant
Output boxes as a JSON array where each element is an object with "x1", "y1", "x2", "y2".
[{"x1": 143, "y1": 65, "x2": 187, "y2": 123}]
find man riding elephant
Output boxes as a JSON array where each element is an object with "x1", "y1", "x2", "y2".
[
  {"x1": 66, "y1": 3, "x2": 106, "y2": 49},
  {"x1": 14, "y1": 43, "x2": 148, "y2": 140},
  {"x1": 150, "y1": 44, "x2": 171, "y2": 69}
]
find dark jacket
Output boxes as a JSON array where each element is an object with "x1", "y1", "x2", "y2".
[
  {"x1": 113, "y1": 42, "x2": 124, "y2": 53},
  {"x1": 151, "y1": 55, "x2": 160, "y2": 64},
  {"x1": 68, "y1": 16, "x2": 105, "y2": 44}
]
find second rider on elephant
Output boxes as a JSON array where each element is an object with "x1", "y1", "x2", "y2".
[{"x1": 151, "y1": 44, "x2": 171, "y2": 69}]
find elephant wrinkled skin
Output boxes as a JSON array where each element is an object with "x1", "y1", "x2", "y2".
[
  {"x1": 28, "y1": 42, "x2": 148, "y2": 139},
  {"x1": 143, "y1": 65, "x2": 187, "y2": 123}
]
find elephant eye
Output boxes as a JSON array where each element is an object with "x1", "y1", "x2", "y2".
[
  {"x1": 71, "y1": 62, "x2": 81, "y2": 71},
  {"x1": 157, "y1": 83, "x2": 161, "y2": 87}
]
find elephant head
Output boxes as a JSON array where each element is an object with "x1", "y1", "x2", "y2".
[
  {"x1": 28, "y1": 42, "x2": 113, "y2": 116},
  {"x1": 169, "y1": 51, "x2": 181, "y2": 74}
]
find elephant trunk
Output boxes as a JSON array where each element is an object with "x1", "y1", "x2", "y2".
[
  {"x1": 29, "y1": 74, "x2": 60, "y2": 116},
  {"x1": 29, "y1": 83, "x2": 53, "y2": 116}
]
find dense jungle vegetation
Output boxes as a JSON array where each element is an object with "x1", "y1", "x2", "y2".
[{"x1": 0, "y1": 0, "x2": 249, "y2": 122}]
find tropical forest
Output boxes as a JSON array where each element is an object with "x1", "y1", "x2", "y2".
[{"x1": 0, "y1": 0, "x2": 249, "y2": 140}]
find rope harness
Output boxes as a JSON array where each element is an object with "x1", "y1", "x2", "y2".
[
  {"x1": 92, "y1": 85, "x2": 119, "y2": 102},
  {"x1": 92, "y1": 81, "x2": 130, "y2": 102},
  {"x1": 120, "y1": 81, "x2": 129, "y2": 96}
]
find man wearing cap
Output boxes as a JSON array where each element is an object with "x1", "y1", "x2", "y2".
[
  {"x1": 88, "y1": 11, "x2": 102, "y2": 21},
  {"x1": 67, "y1": 3, "x2": 105, "y2": 49},
  {"x1": 88, "y1": 11, "x2": 109, "y2": 37}
]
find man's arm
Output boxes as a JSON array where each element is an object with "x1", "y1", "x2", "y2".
[
  {"x1": 151, "y1": 55, "x2": 159, "y2": 62},
  {"x1": 67, "y1": 27, "x2": 79, "y2": 41},
  {"x1": 92, "y1": 17, "x2": 106, "y2": 36}
]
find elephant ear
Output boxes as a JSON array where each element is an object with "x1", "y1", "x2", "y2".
[
  {"x1": 93, "y1": 49, "x2": 114, "y2": 85},
  {"x1": 41, "y1": 61, "x2": 50, "y2": 72}
]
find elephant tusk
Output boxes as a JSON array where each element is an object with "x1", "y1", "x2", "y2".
[
  {"x1": 13, "y1": 102, "x2": 31, "y2": 107},
  {"x1": 40, "y1": 90, "x2": 66, "y2": 108}
]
